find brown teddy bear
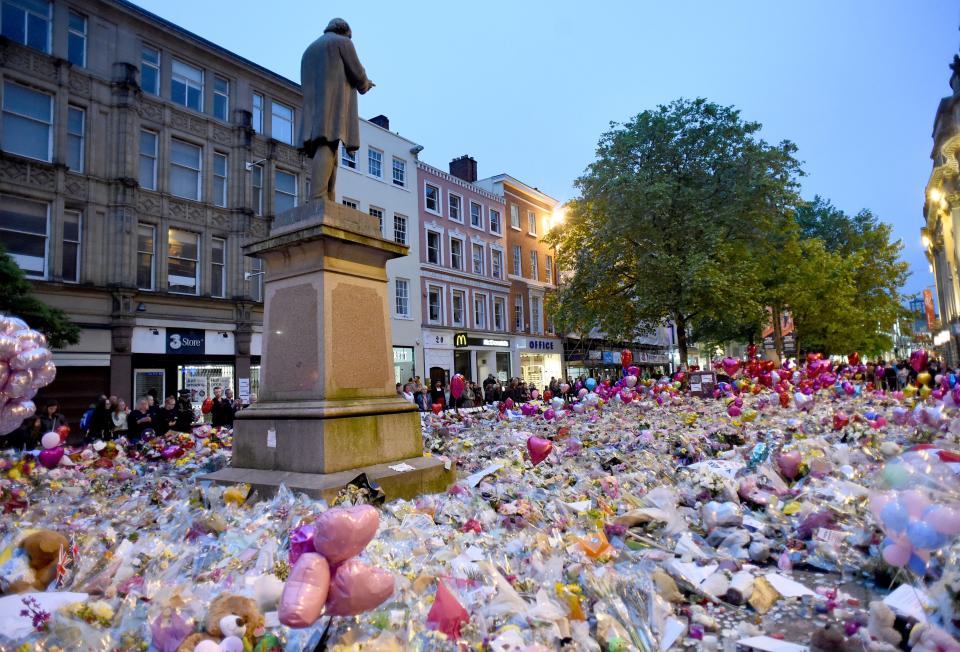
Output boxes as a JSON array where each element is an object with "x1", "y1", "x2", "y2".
[
  {"x1": 0, "y1": 529, "x2": 68, "y2": 594},
  {"x1": 177, "y1": 594, "x2": 265, "y2": 652}
]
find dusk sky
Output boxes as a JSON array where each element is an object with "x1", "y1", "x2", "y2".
[{"x1": 133, "y1": 0, "x2": 959, "y2": 298}]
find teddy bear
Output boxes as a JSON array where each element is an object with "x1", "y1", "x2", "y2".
[
  {"x1": 176, "y1": 594, "x2": 265, "y2": 652},
  {"x1": 0, "y1": 529, "x2": 68, "y2": 594},
  {"x1": 856, "y1": 601, "x2": 901, "y2": 651}
]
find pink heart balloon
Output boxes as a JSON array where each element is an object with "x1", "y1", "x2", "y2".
[
  {"x1": 38, "y1": 446, "x2": 63, "y2": 469},
  {"x1": 324, "y1": 558, "x2": 395, "y2": 616},
  {"x1": 278, "y1": 552, "x2": 330, "y2": 628},
  {"x1": 313, "y1": 505, "x2": 380, "y2": 565},
  {"x1": 777, "y1": 450, "x2": 802, "y2": 480},
  {"x1": 527, "y1": 436, "x2": 553, "y2": 465}
]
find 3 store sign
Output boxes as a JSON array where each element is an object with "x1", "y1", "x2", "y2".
[{"x1": 166, "y1": 329, "x2": 205, "y2": 354}]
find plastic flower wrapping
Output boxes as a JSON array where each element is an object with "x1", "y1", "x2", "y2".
[{"x1": 4, "y1": 352, "x2": 960, "y2": 649}]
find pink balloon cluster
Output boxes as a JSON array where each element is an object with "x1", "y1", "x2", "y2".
[
  {"x1": 279, "y1": 505, "x2": 395, "y2": 628},
  {"x1": 0, "y1": 314, "x2": 56, "y2": 435}
]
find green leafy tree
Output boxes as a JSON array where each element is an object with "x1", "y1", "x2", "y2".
[
  {"x1": 790, "y1": 197, "x2": 909, "y2": 356},
  {"x1": 545, "y1": 98, "x2": 803, "y2": 365},
  {"x1": 0, "y1": 245, "x2": 80, "y2": 348}
]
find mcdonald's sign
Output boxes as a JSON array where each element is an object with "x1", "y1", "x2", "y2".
[{"x1": 454, "y1": 332, "x2": 469, "y2": 348}]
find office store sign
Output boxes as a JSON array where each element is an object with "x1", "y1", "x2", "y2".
[{"x1": 166, "y1": 329, "x2": 205, "y2": 355}]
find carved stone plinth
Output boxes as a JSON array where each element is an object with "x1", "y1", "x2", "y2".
[{"x1": 202, "y1": 200, "x2": 453, "y2": 499}]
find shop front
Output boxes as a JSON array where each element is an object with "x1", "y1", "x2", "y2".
[
  {"x1": 130, "y1": 325, "x2": 259, "y2": 410},
  {"x1": 393, "y1": 346, "x2": 416, "y2": 385},
  {"x1": 423, "y1": 329, "x2": 512, "y2": 386},
  {"x1": 516, "y1": 336, "x2": 563, "y2": 389},
  {"x1": 564, "y1": 343, "x2": 671, "y2": 381}
]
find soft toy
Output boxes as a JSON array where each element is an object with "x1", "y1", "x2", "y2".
[
  {"x1": 0, "y1": 529, "x2": 68, "y2": 593},
  {"x1": 176, "y1": 594, "x2": 265, "y2": 652},
  {"x1": 278, "y1": 505, "x2": 395, "y2": 628},
  {"x1": 909, "y1": 623, "x2": 960, "y2": 652},
  {"x1": 859, "y1": 601, "x2": 900, "y2": 649}
]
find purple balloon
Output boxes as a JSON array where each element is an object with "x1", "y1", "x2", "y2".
[{"x1": 150, "y1": 610, "x2": 194, "y2": 652}]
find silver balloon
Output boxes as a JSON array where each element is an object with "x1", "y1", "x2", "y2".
[
  {"x1": 0, "y1": 316, "x2": 27, "y2": 336},
  {"x1": 3, "y1": 370, "x2": 32, "y2": 399},
  {"x1": 31, "y1": 360, "x2": 56, "y2": 388},
  {"x1": 0, "y1": 415, "x2": 21, "y2": 436},
  {"x1": 13, "y1": 329, "x2": 45, "y2": 351},
  {"x1": 11, "y1": 346, "x2": 51, "y2": 371},
  {"x1": 21, "y1": 387, "x2": 36, "y2": 401},
  {"x1": 3, "y1": 398, "x2": 35, "y2": 422},
  {"x1": 0, "y1": 335, "x2": 17, "y2": 360},
  {"x1": 0, "y1": 360, "x2": 8, "y2": 389}
]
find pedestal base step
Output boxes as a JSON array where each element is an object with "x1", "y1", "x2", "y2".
[{"x1": 199, "y1": 455, "x2": 454, "y2": 502}]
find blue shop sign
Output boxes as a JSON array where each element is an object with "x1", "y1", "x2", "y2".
[
  {"x1": 601, "y1": 351, "x2": 614, "y2": 363},
  {"x1": 166, "y1": 328, "x2": 205, "y2": 355},
  {"x1": 527, "y1": 339, "x2": 556, "y2": 351}
]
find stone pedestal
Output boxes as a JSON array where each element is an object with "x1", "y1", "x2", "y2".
[{"x1": 202, "y1": 200, "x2": 453, "y2": 500}]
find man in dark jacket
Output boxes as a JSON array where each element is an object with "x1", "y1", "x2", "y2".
[
  {"x1": 154, "y1": 395, "x2": 178, "y2": 438},
  {"x1": 209, "y1": 386, "x2": 233, "y2": 428},
  {"x1": 173, "y1": 389, "x2": 196, "y2": 432},
  {"x1": 127, "y1": 398, "x2": 153, "y2": 444}
]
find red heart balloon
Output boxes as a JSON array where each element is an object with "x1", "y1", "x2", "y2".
[
  {"x1": 527, "y1": 436, "x2": 553, "y2": 465},
  {"x1": 325, "y1": 559, "x2": 395, "y2": 616},
  {"x1": 847, "y1": 351, "x2": 860, "y2": 366},
  {"x1": 621, "y1": 349, "x2": 633, "y2": 367},
  {"x1": 450, "y1": 374, "x2": 466, "y2": 400},
  {"x1": 431, "y1": 403, "x2": 442, "y2": 414}
]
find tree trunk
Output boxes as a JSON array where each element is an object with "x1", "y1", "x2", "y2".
[
  {"x1": 772, "y1": 303, "x2": 784, "y2": 360},
  {"x1": 675, "y1": 313, "x2": 689, "y2": 368}
]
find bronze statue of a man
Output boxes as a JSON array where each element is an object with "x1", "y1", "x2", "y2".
[{"x1": 299, "y1": 18, "x2": 374, "y2": 202}]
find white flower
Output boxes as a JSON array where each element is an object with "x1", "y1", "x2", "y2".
[{"x1": 90, "y1": 600, "x2": 114, "y2": 621}]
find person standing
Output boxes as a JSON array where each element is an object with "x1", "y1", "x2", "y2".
[
  {"x1": 38, "y1": 400, "x2": 68, "y2": 434},
  {"x1": 127, "y1": 398, "x2": 153, "y2": 444},
  {"x1": 222, "y1": 388, "x2": 238, "y2": 427},
  {"x1": 430, "y1": 380, "x2": 446, "y2": 410},
  {"x1": 110, "y1": 398, "x2": 129, "y2": 439},
  {"x1": 174, "y1": 389, "x2": 196, "y2": 432},
  {"x1": 155, "y1": 395, "x2": 178, "y2": 438},
  {"x1": 85, "y1": 395, "x2": 112, "y2": 442},
  {"x1": 413, "y1": 376, "x2": 426, "y2": 411},
  {"x1": 210, "y1": 386, "x2": 233, "y2": 428}
]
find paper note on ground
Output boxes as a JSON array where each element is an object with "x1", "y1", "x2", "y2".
[
  {"x1": 465, "y1": 462, "x2": 504, "y2": 487},
  {"x1": 737, "y1": 635, "x2": 808, "y2": 652},
  {"x1": 764, "y1": 573, "x2": 816, "y2": 598}
]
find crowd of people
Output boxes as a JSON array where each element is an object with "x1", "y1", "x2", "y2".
[
  {"x1": 395, "y1": 374, "x2": 617, "y2": 411},
  {"x1": 1, "y1": 385, "x2": 246, "y2": 450}
]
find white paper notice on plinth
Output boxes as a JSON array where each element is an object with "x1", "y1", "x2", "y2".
[
  {"x1": 389, "y1": 463, "x2": 415, "y2": 472},
  {"x1": 238, "y1": 378, "x2": 250, "y2": 403},
  {"x1": 884, "y1": 584, "x2": 933, "y2": 622},
  {"x1": 266, "y1": 428, "x2": 276, "y2": 448}
]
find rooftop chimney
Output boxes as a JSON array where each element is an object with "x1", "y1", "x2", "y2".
[
  {"x1": 369, "y1": 114, "x2": 389, "y2": 130},
  {"x1": 449, "y1": 155, "x2": 477, "y2": 183}
]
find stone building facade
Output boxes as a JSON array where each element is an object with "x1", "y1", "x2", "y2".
[
  {"x1": 0, "y1": 0, "x2": 418, "y2": 420},
  {"x1": 923, "y1": 54, "x2": 960, "y2": 365},
  {"x1": 475, "y1": 174, "x2": 562, "y2": 388},
  {"x1": 417, "y1": 158, "x2": 512, "y2": 386}
]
